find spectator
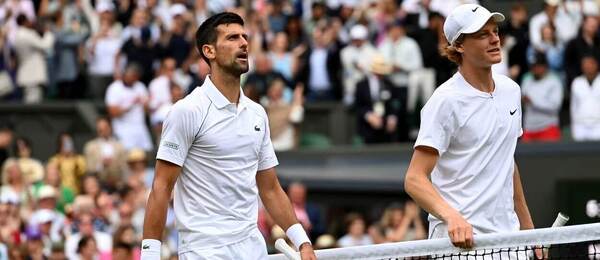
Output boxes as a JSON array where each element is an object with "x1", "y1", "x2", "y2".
[
  {"x1": 527, "y1": 23, "x2": 564, "y2": 73},
  {"x1": 570, "y1": 56, "x2": 600, "y2": 141},
  {"x1": 0, "y1": 189, "x2": 22, "y2": 247},
  {"x1": 83, "y1": 116, "x2": 127, "y2": 190},
  {"x1": 80, "y1": 175, "x2": 102, "y2": 199},
  {"x1": 284, "y1": 15, "x2": 309, "y2": 50},
  {"x1": 151, "y1": 82, "x2": 185, "y2": 144},
  {"x1": 529, "y1": 0, "x2": 579, "y2": 51},
  {"x1": 410, "y1": 11, "x2": 456, "y2": 86},
  {"x1": 13, "y1": 14, "x2": 54, "y2": 103},
  {"x1": 112, "y1": 225, "x2": 139, "y2": 259},
  {"x1": 355, "y1": 56, "x2": 406, "y2": 143},
  {"x1": 244, "y1": 52, "x2": 289, "y2": 97},
  {"x1": 287, "y1": 182, "x2": 325, "y2": 241},
  {"x1": 564, "y1": 15, "x2": 600, "y2": 88},
  {"x1": 337, "y1": 213, "x2": 373, "y2": 247},
  {"x1": 52, "y1": 7, "x2": 90, "y2": 99},
  {"x1": 341, "y1": 24, "x2": 378, "y2": 105},
  {"x1": 500, "y1": 3, "x2": 530, "y2": 83},
  {"x1": 0, "y1": 122, "x2": 13, "y2": 167},
  {"x1": 149, "y1": 58, "x2": 177, "y2": 128},
  {"x1": 105, "y1": 63, "x2": 153, "y2": 152},
  {"x1": 65, "y1": 212, "x2": 112, "y2": 260},
  {"x1": 268, "y1": 32, "x2": 301, "y2": 83},
  {"x1": 378, "y1": 19, "x2": 425, "y2": 135},
  {"x1": 265, "y1": 79, "x2": 304, "y2": 151},
  {"x1": 521, "y1": 53, "x2": 563, "y2": 142},
  {"x1": 9, "y1": 137, "x2": 44, "y2": 184},
  {"x1": 0, "y1": 159, "x2": 30, "y2": 212},
  {"x1": 119, "y1": 25, "x2": 161, "y2": 85},
  {"x1": 296, "y1": 23, "x2": 343, "y2": 102},
  {"x1": 76, "y1": 235, "x2": 99, "y2": 260},
  {"x1": 25, "y1": 225, "x2": 45, "y2": 260},
  {"x1": 0, "y1": 26, "x2": 15, "y2": 101},
  {"x1": 159, "y1": 4, "x2": 193, "y2": 67},
  {"x1": 29, "y1": 185, "x2": 67, "y2": 254},
  {"x1": 86, "y1": 17, "x2": 122, "y2": 101},
  {"x1": 48, "y1": 133, "x2": 86, "y2": 194},
  {"x1": 369, "y1": 201, "x2": 426, "y2": 243},
  {"x1": 31, "y1": 162, "x2": 75, "y2": 215}
]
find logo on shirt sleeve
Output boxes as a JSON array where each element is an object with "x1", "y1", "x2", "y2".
[{"x1": 162, "y1": 141, "x2": 180, "y2": 150}]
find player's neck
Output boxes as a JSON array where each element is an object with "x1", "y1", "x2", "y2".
[
  {"x1": 210, "y1": 70, "x2": 241, "y2": 104},
  {"x1": 458, "y1": 63, "x2": 495, "y2": 93}
]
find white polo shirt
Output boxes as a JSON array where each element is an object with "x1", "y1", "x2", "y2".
[
  {"x1": 415, "y1": 72, "x2": 522, "y2": 236},
  {"x1": 156, "y1": 76, "x2": 279, "y2": 252}
]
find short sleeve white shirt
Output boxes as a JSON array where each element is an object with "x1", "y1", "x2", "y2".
[
  {"x1": 415, "y1": 72, "x2": 522, "y2": 235},
  {"x1": 156, "y1": 76, "x2": 278, "y2": 252}
]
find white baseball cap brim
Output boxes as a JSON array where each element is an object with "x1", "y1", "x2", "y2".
[{"x1": 444, "y1": 4, "x2": 505, "y2": 45}]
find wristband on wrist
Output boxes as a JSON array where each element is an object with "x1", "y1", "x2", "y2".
[
  {"x1": 140, "y1": 239, "x2": 161, "y2": 260},
  {"x1": 285, "y1": 223, "x2": 311, "y2": 251}
]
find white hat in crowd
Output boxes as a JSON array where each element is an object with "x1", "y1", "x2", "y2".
[
  {"x1": 37, "y1": 185, "x2": 57, "y2": 200},
  {"x1": 96, "y1": 1, "x2": 115, "y2": 13},
  {"x1": 170, "y1": 4, "x2": 188, "y2": 18},
  {"x1": 350, "y1": 24, "x2": 368, "y2": 40},
  {"x1": 443, "y1": 4, "x2": 505, "y2": 45}
]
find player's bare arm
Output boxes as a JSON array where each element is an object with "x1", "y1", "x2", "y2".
[
  {"x1": 513, "y1": 162, "x2": 535, "y2": 230},
  {"x1": 404, "y1": 146, "x2": 474, "y2": 248},
  {"x1": 256, "y1": 167, "x2": 316, "y2": 260},
  {"x1": 143, "y1": 159, "x2": 181, "y2": 240}
]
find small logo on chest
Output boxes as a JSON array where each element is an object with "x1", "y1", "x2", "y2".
[
  {"x1": 510, "y1": 109, "x2": 517, "y2": 115},
  {"x1": 254, "y1": 125, "x2": 261, "y2": 131}
]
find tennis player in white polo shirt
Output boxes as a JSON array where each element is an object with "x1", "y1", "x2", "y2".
[
  {"x1": 404, "y1": 4, "x2": 536, "y2": 249},
  {"x1": 141, "y1": 12, "x2": 316, "y2": 260}
]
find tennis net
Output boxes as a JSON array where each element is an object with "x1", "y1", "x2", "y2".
[{"x1": 269, "y1": 223, "x2": 600, "y2": 260}]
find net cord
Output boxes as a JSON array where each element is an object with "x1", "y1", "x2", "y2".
[{"x1": 268, "y1": 223, "x2": 600, "y2": 260}]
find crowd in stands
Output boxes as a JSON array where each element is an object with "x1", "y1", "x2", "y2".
[{"x1": 1, "y1": 0, "x2": 600, "y2": 258}]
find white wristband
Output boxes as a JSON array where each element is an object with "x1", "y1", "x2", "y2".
[
  {"x1": 285, "y1": 223, "x2": 311, "y2": 250},
  {"x1": 140, "y1": 239, "x2": 161, "y2": 260}
]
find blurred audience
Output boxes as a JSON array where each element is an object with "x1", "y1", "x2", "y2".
[
  {"x1": 265, "y1": 80, "x2": 305, "y2": 151},
  {"x1": 84, "y1": 116, "x2": 127, "y2": 190},
  {"x1": 287, "y1": 182, "x2": 325, "y2": 241},
  {"x1": 369, "y1": 201, "x2": 426, "y2": 243}
]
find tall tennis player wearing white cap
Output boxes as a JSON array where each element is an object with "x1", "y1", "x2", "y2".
[
  {"x1": 141, "y1": 12, "x2": 315, "y2": 260},
  {"x1": 404, "y1": 4, "x2": 536, "y2": 248}
]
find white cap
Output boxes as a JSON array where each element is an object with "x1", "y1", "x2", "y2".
[
  {"x1": 545, "y1": 0, "x2": 560, "y2": 7},
  {"x1": 31, "y1": 209, "x2": 56, "y2": 225},
  {"x1": 96, "y1": 1, "x2": 115, "y2": 13},
  {"x1": 0, "y1": 189, "x2": 20, "y2": 204},
  {"x1": 350, "y1": 24, "x2": 368, "y2": 40},
  {"x1": 169, "y1": 4, "x2": 187, "y2": 18},
  {"x1": 443, "y1": 4, "x2": 505, "y2": 45},
  {"x1": 37, "y1": 185, "x2": 57, "y2": 200}
]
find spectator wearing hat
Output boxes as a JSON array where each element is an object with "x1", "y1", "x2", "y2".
[
  {"x1": 570, "y1": 56, "x2": 600, "y2": 141},
  {"x1": 84, "y1": 116, "x2": 127, "y2": 190},
  {"x1": 31, "y1": 162, "x2": 75, "y2": 215},
  {"x1": 521, "y1": 52, "x2": 563, "y2": 142},
  {"x1": 355, "y1": 55, "x2": 404, "y2": 144},
  {"x1": 49, "y1": 133, "x2": 86, "y2": 194},
  {"x1": 341, "y1": 24, "x2": 378, "y2": 105},
  {"x1": 0, "y1": 187, "x2": 22, "y2": 247},
  {"x1": 24, "y1": 225, "x2": 45, "y2": 260}
]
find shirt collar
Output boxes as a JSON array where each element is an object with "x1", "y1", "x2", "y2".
[
  {"x1": 203, "y1": 75, "x2": 250, "y2": 111},
  {"x1": 454, "y1": 72, "x2": 497, "y2": 98}
]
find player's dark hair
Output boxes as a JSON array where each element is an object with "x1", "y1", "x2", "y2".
[{"x1": 195, "y1": 12, "x2": 244, "y2": 65}]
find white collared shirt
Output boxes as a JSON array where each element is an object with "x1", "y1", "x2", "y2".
[
  {"x1": 156, "y1": 76, "x2": 278, "y2": 252},
  {"x1": 415, "y1": 72, "x2": 522, "y2": 235}
]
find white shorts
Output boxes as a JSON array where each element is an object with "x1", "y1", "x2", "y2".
[{"x1": 178, "y1": 229, "x2": 268, "y2": 260}]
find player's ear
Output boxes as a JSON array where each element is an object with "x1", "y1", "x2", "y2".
[
  {"x1": 455, "y1": 42, "x2": 465, "y2": 54},
  {"x1": 202, "y1": 44, "x2": 216, "y2": 60}
]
